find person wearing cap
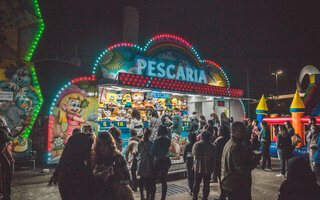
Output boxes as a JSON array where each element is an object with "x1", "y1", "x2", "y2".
[
  {"x1": 0, "y1": 123, "x2": 14, "y2": 200},
  {"x1": 221, "y1": 121, "x2": 260, "y2": 200}
]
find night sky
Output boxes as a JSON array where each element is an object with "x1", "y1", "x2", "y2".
[{"x1": 34, "y1": 0, "x2": 320, "y2": 99}]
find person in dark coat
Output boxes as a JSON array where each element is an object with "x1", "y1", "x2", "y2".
[
  {"x1": 192, "y1": 131, "x2": 216, "y2": 200},
  {"x1": 183, "y1": 133, "x2": 197, "y2": 195},
  {"x1": 150, "y1": 125, "x2": 171, "y2": 200},
  {"x1": 242, "y1": 120, "x2": 252, "y2": 152},
  {"x1": 0, "y1": 126, "x2": 14, "y2": 200},
  {"x1": 278, "y1": 157, "x2": 320, "y2": 200},
  {"x1": 213, "y1": 126, "x2": 229, "y2": 200},
  {"x1": 161, "y1": 110, "x2": 172, "y2": 128},
  {"x1": 260, "y1": 121, "x2": 271, "y2": 171},
  {"x1": 92, "y1": 131, "x2": 133, "y2": 200},
  {"x1": 221, "y1": 122, "x2": 260, "y2": 200},
  {"x1": 49, "y1": 133, "x2": 95, "y2": 200},
  {"x1": 109, "y1": 126, "x2": 123, "y2": 152},
  {"x1": 187, "y1": 115, "x2": 199, "y2": 134},
  {"x1": 307, "y1": 124, "x2": 319, "y2": 171},
  {"x1": 137, "y1": 128, "x2": 153, "y2": 200},
  {"x1": 276, "y1": 125, "x2": 293, "y2": 177},
  {"x1": 126, "y1": 129, "x2": 140, "y2": 191},
  {"x1": 313, "y1": 132, "x2": 320, "y2": 181}
]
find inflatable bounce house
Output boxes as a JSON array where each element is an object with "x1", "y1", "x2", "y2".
[
  {"x1": 257, "y1": 65, "x2": 320, "y2": 158},
  {"x1": 0, "y1": 0, "x2": 44, "y2": 162}
]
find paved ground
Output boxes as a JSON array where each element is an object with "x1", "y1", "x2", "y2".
[{"x1": 12, "y1": 158, "x2": 285, "y2": 200}]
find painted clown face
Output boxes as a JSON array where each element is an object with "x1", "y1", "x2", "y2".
[{"x1": 63, "y1": 99, "x2": 82, "y2": 115}]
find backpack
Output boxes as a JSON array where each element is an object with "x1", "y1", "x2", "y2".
[{"x1": 291, "y1": 134, "x2": 302, "y2": 147}]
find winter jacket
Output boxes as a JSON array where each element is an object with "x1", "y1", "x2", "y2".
[
  {"x1": 221, "y1": 136, "x2": 256, "y2": 192},
  {"x1": 137, "y1": 140, "x2": 153, "y2": 177},
  {"x1": 150, "y1": 117, "x2": 161, "y2": 140},
  {"x1": 183, "y1": 142, "x2": 195, "y2": 168},
  {"x1": 172, "y1": 114, "x2": 182, "y2": 135},
  {"x1": 161, "y1": 115, "x2": 172, "y2": 128},
  {"x1": 192, "y1": 140, "x2": 216, "y2": 174},
  {"x1": 313, "y1": 135, "x2": 320, "y2": 164},
  {"x1": 277, "y1": 133, "x2": 293, "y2": 158},
  {"x1": 151, "y1": 136, "x2": 171, "y2": 161},
  {"x1": 260, "y1": 128, "x2": 271, "y2": 145},
  {"x1": 125, "y1": 140, "x2": 138, "y2": 162},
  {"x1": 309, "y1": 130, "x2": 319, "y2": 150},
  {"x1": 187, "y1": 120, "x2": 198, "y2": 134},
  {"x1": 214, "y1": 136, "x2": 228, "y2": 177}
]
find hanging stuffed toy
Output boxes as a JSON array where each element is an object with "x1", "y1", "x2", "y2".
[
  {"x1": 106, "y1": 93, "x2": 117, "y2": 107},
  {"x1": 122, "y1": 93, "x2": 132, "y2": 107},
  {"x1": 131, "y1": 92, "x2": 145, "y2": 108},
  {"x1": 144, "y1": 98, "x2": 154, "y2": 109}
]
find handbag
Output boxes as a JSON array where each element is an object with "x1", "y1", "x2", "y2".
[{"x1": 291, "y1": 134, "x2": 302, "y2": 147}]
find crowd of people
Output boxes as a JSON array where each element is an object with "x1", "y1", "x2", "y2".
[{"x1": 1, "y1": 109, "x2": 320, "y2": 200}]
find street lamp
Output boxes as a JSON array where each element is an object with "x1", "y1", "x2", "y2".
[{"x1": 271, "y1": 70, "x2": 283, "y2": 94}]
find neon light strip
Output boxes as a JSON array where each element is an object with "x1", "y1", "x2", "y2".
[
  {"x1": 22, "y1": 0, "x2": 45, "y2": 138},
  {"x1": 92, "y1": 43, "x2": 143, "y2": 75},
  {"x1": 239, "y1": 99, "x2": 247, "y2": 115},
  {"x1": 91, "y1": 34, "x2": 228, "y2": 85},
  {"x1": 118, "y1": 73, "x2": 243, "y2": 97}
]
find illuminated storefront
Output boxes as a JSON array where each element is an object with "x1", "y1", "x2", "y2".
[{"x1": 47, "y1": 34, "x2": 246, "y2": 164}]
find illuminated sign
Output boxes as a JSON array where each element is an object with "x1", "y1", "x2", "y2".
[
  {"x1": 149, "y1": 92, "x2": 170, "y2": 98},
  {"x1": 217, "y1": 100, "x2": 225, "y2": 106},
  {"x1": 137, "y1": 58, "x2": 207, "y2": 84}
]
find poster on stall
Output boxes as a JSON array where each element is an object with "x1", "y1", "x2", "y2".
[{"x1": 48, "y1": 81, "x2": 98, "y2": 163}]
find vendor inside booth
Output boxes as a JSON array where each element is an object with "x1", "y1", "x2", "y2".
[{"x1": 47, "y1": 34, "x2": 246, "y2": 165}]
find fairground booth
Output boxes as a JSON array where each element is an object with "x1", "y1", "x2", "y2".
[
  {"x1": 0, "y1": 0, "x2": 44, "y2": 168},
  {"x1": 47, "y1": 34, "x2": 246, "y2": 166}
]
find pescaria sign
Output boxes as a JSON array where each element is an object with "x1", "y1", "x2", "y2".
[{"x1": 137, "y1": 58, "x2": 207, "y2": 84}]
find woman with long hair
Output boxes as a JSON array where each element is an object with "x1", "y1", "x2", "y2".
[
  {"x1": 210, "y1": 113, "x2": 220, "y2": 129},
  {"x1": 199, "y1": 115, "x2": 206, "y2": 124},
  {"x1": 137, "y1": 128, "x2": 153, "y2": 200},
  {"x1": 276, "y1": 125, "x2": 293, "y2": 177},
  {"x1": 49, "y1": 133, "x2": 95, "y2": 200},
  {"x1": 109, "y1": 126, "x2": 123, "y2": 152},
  {"x1": 131, "y1": 109, "x2": 143, "y2": 138},
  {"x1": 150, "y1": 110, "x2": 161, "y2": 141},
  {"x1": 260, "y1": 121, "x2": 271, "y2": 171},
  {"x1": 92, "y1": 131, "x2": 133, "y2": 200}
]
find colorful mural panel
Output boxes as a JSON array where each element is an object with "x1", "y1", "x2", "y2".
[
  {"x1": 48, "y1": 80, "x2": 98, "y2": 164},
  {"x1": 0, "y1": 58, "x2": 42, "y2": 152}
]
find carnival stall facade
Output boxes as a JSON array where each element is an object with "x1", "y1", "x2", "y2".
[{"x1": 47, "y1": 34, "x2": 246, "y2": 164}]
